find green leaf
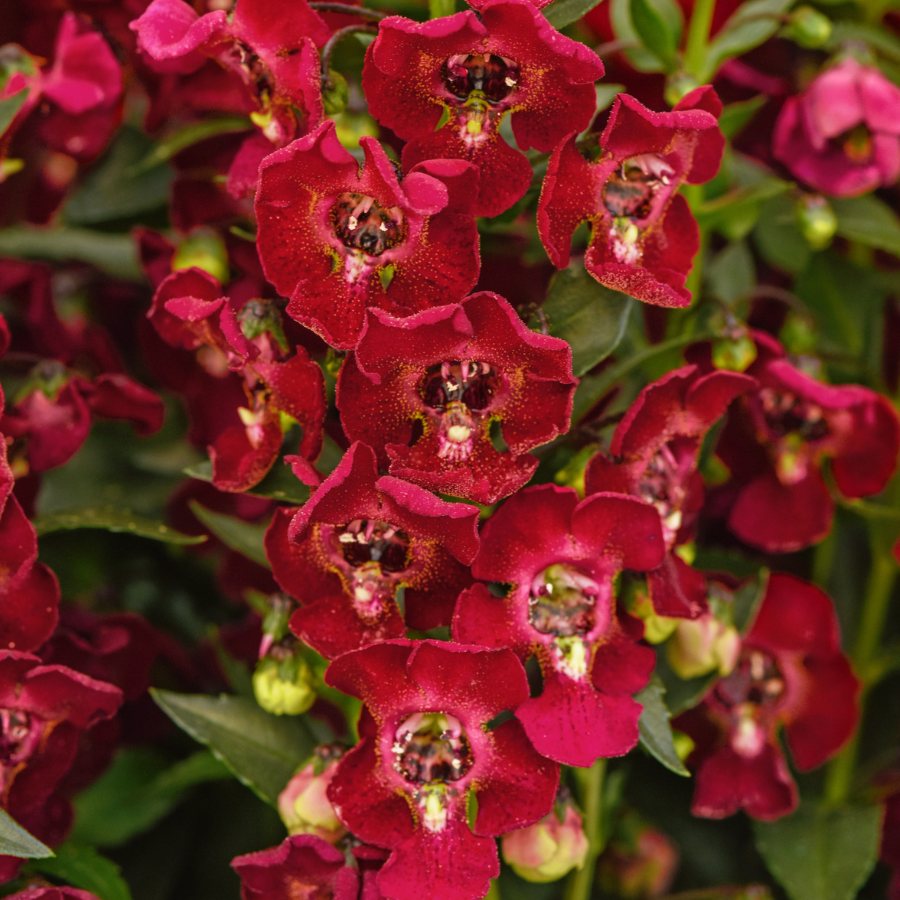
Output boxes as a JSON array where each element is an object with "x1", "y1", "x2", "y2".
[
  {"x1": 544, "y1": 0, "x2": 605, "y2": 30},
  {"x1": 63, "y1": 126, "x2": 172, "y2": 225},
  {"x1": 707, "y1": 240, "x2": 755, "y2": 307},
  {"x1": 635, "y1": 674, "x2": 690, "y2": 776},
  {"x1": 610, "y1": 0, "x2": 677, "y2": 72},
  {"x1": 630, "y1": 0, "x2": 681, "y2": 69},
  {"x1": 185, "y1": 459, "x2": 311, "y2": 504},
  {"x1": 151, "y1": 689, "x2": 316, "y2": 805},
  {"x1": 654, "y1": 649, "x2": 717, "y2": 716},
  {"x1": 0, "y1": 807, "x2": 54, "y2": 859},
  {"x1": 543, "y1": 262, "x2": 633, "y2": 377},
  {"x1": 0, "y1": 89, "x2": 28, "y2": 139},
  {"x1": 128, "y1": 117, "x2": 251, "y2": 174},
  {"x1": 832, "y1": 194, "x2": 900, "y2": 258},
  {"x1": 188, "y1": 502, "x2": 270, "y2": 568},
  {"x1": 26, "y1": 843, "x2": 132, "y2": 900},
  {"x1": 703, "y1": 0, "x2": 793, "y2": 81},
  {"x1": 696, "y1": 176, "x2": 791, "y2": 240},
  {"x1": 753, "y1": 802, "x2": 882, "y2": 900},
  {"x1": 72, "y1": 748, "x2": 231, "y2": 847},
  {"x1": 752, "y1": 193, "x2": 811, "y2": 275},
  {"x1": 718, "y1": 95, "x2": 767, "y2": 139},
  {"x1": 0, "y1": 227, "x2": 141, "y2": 281},
  {"x1": 32, "y1": 506, "x2": 206, "y2": 545}
]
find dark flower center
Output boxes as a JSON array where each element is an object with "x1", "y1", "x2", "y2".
[
  {"x1": 331, "y1": 192, "x2": 405, "y2": 257},
  {"x1": 393, "y1": 712, "x2": 473, "y2": 785},
  {"x1": 0, "y1": 709, "x2": 42, "y2": 768},
  {"x1": 757, "y1": 388, "x2": 830, "y2": 442},
  {"x1": 336, "y1": 519, "x2": 410, "y2": 573},
  {"x1": 638, "y1": 441, "x2": 691, "y2": 544},
  {"x1": 839, "y1": 124, "x2": 873, "y2": 162},
  {"x1": 714, "y1": 650, "x2": 785, "y2": 711},
  {"x1": 603, "y1": 155, "x2": 673, "y2": 221},
  {"x1": 232, "y1": 40, "x2": 274, "y2": 104},
  {"x1": 441, "y1": 53, "x2": 519, "y2": 106},
  {"x1": 529, "y1": 564, "x2": 597, "y2": 637},
  {"x1": 420, "y1": 360, "x2": 497, "y2": 413}
]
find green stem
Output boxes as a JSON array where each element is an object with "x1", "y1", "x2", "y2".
[
  {"x1": 683, "y1": 0, "x2": 715, "y2": 80},
  {"x1": 683, "y1": 185, "x2": 706, "y2": 303},
  {"x1": 564, "y1": 760, "x2": 606, "y2": 900},
  {"x1": 823, "y1": 551, "x2": 897, "y2": 805}
]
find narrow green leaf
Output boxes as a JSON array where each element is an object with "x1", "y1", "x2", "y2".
[
  {"x1": 703, "y1": 0, "x2": 793, "y2": 81},
  {"x1": 128, "y1": 117, "x2": 251, "y2": 174},
  {"x1": 72, "y1": 748, "x2": 231, "y2": 847},
  {"x1": 732, "y1": 569, "x2": 768, "y2": 633},
  {"x1": 707, "y1": 240, "x2": 755, "y2": 307},
  {"x1": 151, "y1": 689, "x2": 316, "y2": 805},
  {"x1": 635, "y1": 674, "x2": 690, "y2": 776},
  {"x1": 718, "y1": 95, "x2": 767, "y2": 139},
  {"x1": 0, "y1": 227, "x2": 141, "y2": 281},
  {"x1": 630, "y1": 0, "x2": 679, "y2": 68},
  {"x1": 26, "y1": 844, "x2": 132, "y2": 900},
  {"x1": 544, "y1": 0, "x2": 606, "y2": 30},
  {"x1": 610, "y1": 0, "x2": 669, "y2": 72},
  {"x1": 832, "y1": 194, "x2": 900, "y2": 258},
  {"x1": 185, "y1": 459, "x2": 310, "y2": 504},
  {"x1": 0, "y1": 807, "x2": 54, "y2": 859},
  {"x1": 32, "y1": 506, "x2": 206, "y2": 545},
  {"x1": 0, "y1": 89, "x2": 28, "y2": 139},
  {"x1": 753, "y1": 802, "x2": 882, "y2": 900},
  {"x1": 188, "y1": 502, "x2": 270, "y2": 568},
  {"x1": 543, "y1": 262, "x2": 633, "y2": 377}
]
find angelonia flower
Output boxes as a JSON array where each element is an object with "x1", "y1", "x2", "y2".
[{"x1": 773, "y1": 56, "x2": 900, "y2": 197}]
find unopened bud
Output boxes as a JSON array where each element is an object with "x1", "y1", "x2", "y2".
[
  {"x1": 665, "y1": 72, "x2": 700, "y2": 108},
  {"x1": 502, "y1": 805, "x2": 588, "y2": 883},
  {"x1": 253, "y1": 651, "x2": 315, "y2": 716},
  {"x1": 172, "y1": 230, "x2": 229, "y2": 283},
  {"x1": 323, "y1": 70, "x2": 349, "y2": 116},
  {"x1": 278, "y1": 747, "x2": 346, "y2": 843},
  {"x1": 780, "y1": 312, "x2": 817, "y2": 355},
  {"x1": 783, "y1": 6, "x2": 832, "y2": 49},
  {"x1": 629, "y1": 590, "x2": 678, "y2": 645},
  {"x1": 796, "y1": 194, "x2": 837, "y2": 250},
  {"x1": 598, "y1": 818, "x2": 679, "y2": 899},
  {"x1": 667, "y1": 614, "x2": 741, "y2": 679},
  {"x1": 712, "y1": 335, "x2": 757, "y2": 372}
]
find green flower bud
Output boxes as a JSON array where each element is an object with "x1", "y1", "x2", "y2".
[
  {"x1": 172, "y1": 230, "x2": 229, "y2": 283},
  {"x1": 796, "y1": 193, "x2": 837, "y2": 250},
  {"x1": 783, "y1": 6, "x2": 832, "y2": 49},
  {"x1": 502, "y1": 805, "x2": 588, "y2": 883},
  {"x1": 253, "y1": 653, "x2": 315, "y2": 716}
]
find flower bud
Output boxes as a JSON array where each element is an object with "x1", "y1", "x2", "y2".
[
  {"x1": 712, "y1": 335, "x2": 758, "y2": 372},
  {"x1": 665, "y1": 72, "x2": 700, "y2": 108},
  {"x1": 628, "y1": 590, "x2": 678, "y2": 645},
  {"x1": 783, "y1": 7, "x2": 832, "y2": 49},
  {"x1": 501, "y1": 804, "x2": 588, "y2": 883},
  {"x1": 598, "y1": 818, "x2": 678, "y2": 899},
  {"x1": 278, "y1": 746, "x2": 346, "y2": 844},
  {"x1": 796, "y1": 194, "x2": 837, "y2": 250},
  {"x1": 666, "y1": 613, "x2": 741, "y2": 679},
  {"x1": 172, "y1": 230, "x2": 229, "y2": 283},
  {"x1": 253, "y1": 651, "x2": 315, "y2": 716}
]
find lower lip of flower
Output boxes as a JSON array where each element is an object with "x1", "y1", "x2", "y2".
[{"x1": 331, "y1": 192, "x2": 405, "y2": 257}]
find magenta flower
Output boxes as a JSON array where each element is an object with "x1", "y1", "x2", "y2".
[
  {"x1": 255, "y1": 121, "x2": 481, "y2": 350},
  {"x1": 773, "y1": 56, "x2": 900, "y2": 197},
  {"x1": 362, "y1": 0, "x2": 604, "y2": 217},
  {"x1": 675, "y1": 574, "x2": 859, "y2": 820},
  {"x1": 454, "y1": 485, "x2": 664, "y2": 767},
  {"x1": 707, "y1": 332, "x2": 900, "y2": 552},
  {"x1": 325, "y1": 640, "x2": 559, "y2": 900},
  {"x1": 538, "y1": 88, "x2": 724, "y2": 308},
  {"x1": 337, "y1": 292, "x2": 576, "y2": 505},
  {"x1": 266, "y1": 443, "x2": 480, "y2": 659},
  {"x1": 585, "y1": 364, "x2": 755, "y2": 617}
]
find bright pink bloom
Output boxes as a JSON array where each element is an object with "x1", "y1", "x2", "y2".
[
  {"x1": 773, "y1": 57, "x2": 900, "y2": 197},
  {"x1": 585, "y1": 365, "x2": 755, "y2": 617},
  {"x1": 454, "y1": 485, "x2": 664, "y2": 767},
  {"x1": 266, "y1": 443, "x2": 480, "y2": 659},
  {"x1": 675, "y1": 574, "x2": 859, "y2": 820},
  {"x1": 337, "y1": 293, "x2": 576, "y2": 504},
  {"x1": 362, "y1": 0, "x2": 604, "y2": 217},
  {"x1": 255, "y1": 121, "x2": 481, "y2": 350},
  {"x1": 325, "y1": 640, "x2": 559, "y2": 900},
  {"x1": 538, "y1": 88, "x2": 724, "y2": 308}
]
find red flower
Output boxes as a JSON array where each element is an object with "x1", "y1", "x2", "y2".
[
  {"x1": 255, "y1": 121, "x2": 481, "y2": 350},
  {"x1": 266, "y1": 443, "x2": 480, "y2": 659},
  {"x1": 707, "y1": 332, "x2": 900, "y2": 552},
  {"x1": 362, "y1": 0, "x2": 604, "y2": 217},
  {"x1": 585, "y1": 364, "x2": 755, "y2": 617},
  {"x1": 773, "y1": 56, "x2": 900, "y2": 197},
  {"x1": 454, "y1": 485, "x2": 664, "y2": 767},
  {"x1": 538, "y1": 88, "x2": 724, "y2": 307},
  {"x1": 325, "y1": 640, "x2": 559, "y2": 900},
  {"x1": 337, "y1": 292, "x2": 576, "y2": 504},
  {"x1": 675, "y1": 574, "x2": 859, "y2": 820}
]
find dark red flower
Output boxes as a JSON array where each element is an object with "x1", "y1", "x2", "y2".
[
  {"x1": 362, "y1": 0, "x2": 604, "y2": 217},
  {"x1": 337, "y1": 292, "x2": 576, "y2": 504},
  {"x1": 585, "y1": 364, "x2": 755, "y2": 617},
  {"x1": 773, "y1": 56, "x2": 900, "y2": 197},
  {"x1": 454, "y1": 485, "x2": 664, "y2": 767},
  {"x1": 325, "y1": 640, "x2": 559, "y2": 900},
  {"x1": 708, "y1": 332, "x2": 900, "y2": 552},
  {"x1": 255, "y1": 121, "x2": 481, "y2": 350},
  {"x1": 266, "y1": 442, "x2": 480, "y2": 659},
  {"x1": 538, "y1": 88, "x2": 724, "y2": 307},
  {"x1": 675, "y1": 574, "x2": 859, "y2": 821}
]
